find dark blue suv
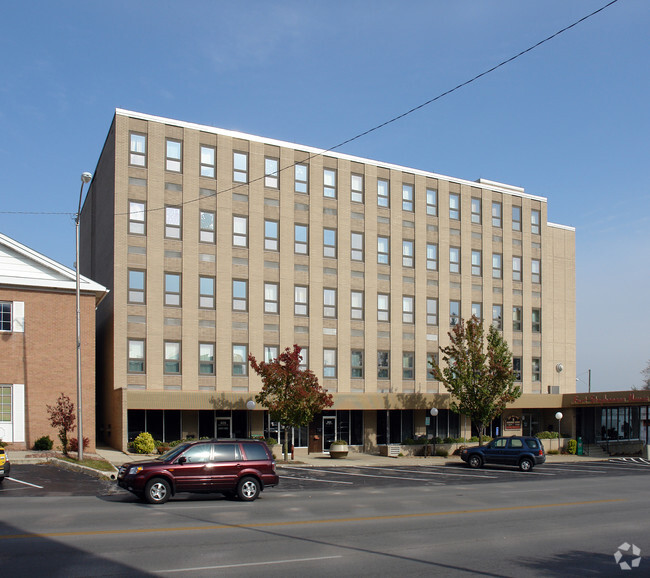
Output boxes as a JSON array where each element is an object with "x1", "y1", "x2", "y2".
[{"x1": 460, "y1": 436, "x2": 546, "y2": 471}]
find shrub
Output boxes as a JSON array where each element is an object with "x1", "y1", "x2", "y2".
[
  {"x1": 567, "y1": 439, "x2": 577, "y2": 455},
  {"x1": 265, "y1": 437, "x2": 278, "y2": 446},
  {"x1": 131, "y1": 432, "x2": 156, "y2": 454},
  {"x1": 330, "y1": 440, "x2": 348, "y2": 446},
  {"x1": 33, "y1": 436, "x2": 54, "y2": 451},
  {"x1": 69, "y1": 437, "x2": 90, "y2": 452},
  {"x1": 547, "y1": 449, "x2": 560, "y2": 455},
  {"x1": 535, "y1": 431, "x2": 559, "y2": 439},
  {"x1": 435, "y1": 448, "x2": 449, "y2": 457}
]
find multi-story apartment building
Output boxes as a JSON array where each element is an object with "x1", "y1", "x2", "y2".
[{"x1": 82, "y1": 109, "x2": 575, "y2": 452}]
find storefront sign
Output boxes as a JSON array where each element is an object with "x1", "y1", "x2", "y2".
[
  {"x1": 571, "y1": 392, "x2": 650, "y2": 406},
  {"x1": 505, "y1": 416, "x2": 521, "y2": 430}
]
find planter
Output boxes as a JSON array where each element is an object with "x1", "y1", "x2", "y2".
[{"x1": 329, "y1": 443, "x2": 348, "y2": 459}]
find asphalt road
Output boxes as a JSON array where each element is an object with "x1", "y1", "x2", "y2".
[{"x1": 1, "y1": 459, "x2": 649, "y2": 576}]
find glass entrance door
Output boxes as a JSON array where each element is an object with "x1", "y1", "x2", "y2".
[
  {"x1": 215, "y1": 417, "x2": 232, "y2": 439},
  {"x1": 323, "y1": 415, "x2": 337, "y2": 452}
]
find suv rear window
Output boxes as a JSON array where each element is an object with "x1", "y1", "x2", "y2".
[
  {"x1": 525, "y1": 439, "x2": 540, "y2": 449},
  {"x1": 242, "y1": 443, "x2": 269, "y2": 461}
]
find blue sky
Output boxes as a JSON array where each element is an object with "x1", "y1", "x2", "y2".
[{"x1": 1, "y1": 1, "x2": 648, "y2": 390}]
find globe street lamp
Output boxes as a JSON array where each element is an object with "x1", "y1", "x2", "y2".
[
  {"x1": 246, "y1": 400, "x2": 256, "y2": 438},
  {"x1": 555, "y1": 411, "x2": 563, "y2": 452},
  {"x1": 430, "y1": 408, "x2": 439, "y2": 457}
]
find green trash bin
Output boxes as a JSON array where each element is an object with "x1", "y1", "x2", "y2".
[{"x1": 577, "y1": 436, "x2": 583, "y2": 456}]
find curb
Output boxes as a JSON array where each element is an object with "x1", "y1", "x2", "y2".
[{"x1": 46, "y1": 457, "x2": 118, "y2": 481}]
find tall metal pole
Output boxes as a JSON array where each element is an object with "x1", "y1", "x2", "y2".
[{"x1": 588, "y1": 369, "x2": 591, "y2": 393}]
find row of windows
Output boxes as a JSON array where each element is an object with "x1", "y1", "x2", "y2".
[
  {"x1": 127, "y1": 339, "x2": 542, "y2": 383},
  {"x1": 129, "y1": 133, "x2": 542, "y2": 233}
]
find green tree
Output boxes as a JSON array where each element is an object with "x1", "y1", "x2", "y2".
[
  {"x1": 430, "y1": 316, "x2": 521, "y2": 445},
  {"x1": 249, "y1": 345, "x2": 334, "y2": 461},
  {"x1": 46, "y1": 393, "x2": 76, "y2": 456}
]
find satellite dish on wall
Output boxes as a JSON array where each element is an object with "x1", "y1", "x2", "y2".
[{"x1": 556, "y1": 363, "x2": 564, "y2": 373}]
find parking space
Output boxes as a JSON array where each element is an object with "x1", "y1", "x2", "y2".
[{"x1": 0, "y1": 464, "x2": 117, "y2": 497}]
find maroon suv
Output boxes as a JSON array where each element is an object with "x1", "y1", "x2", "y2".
[{"x1": 117, "y1": 439, "x2": 279, "y2": 504}]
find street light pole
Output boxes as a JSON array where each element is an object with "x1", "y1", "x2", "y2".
[
  {"x1": 76, "y1": 172, "x2": 93, "y2": 461},
  {"x1": 246, "y1": 400, "x2": 256, "y2": 438},
  {"x1": 555, "y1": 411, "x2": 563, "y2": 453},
  {"x1": 430, "y1": 408, "x2": 438, "y2": 458}
]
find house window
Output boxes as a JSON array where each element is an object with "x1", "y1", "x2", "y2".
[
  {"x1": 471, "y1": 250, "x2": 482, "y2": 276},
  {"x1": 165, "y1": 206, "x2": 181, "y2": 239},
  {"x1": 199, "y1": 276, "x2": 215, "y2": 309},
  {"x1": 323, "y1": 228, "x2": 337, "y2": 258},
  {"x1": 164, "y1": 273, "x2": 181, "y2": 306},
  {"x1": 377, "y1": 179, "x2": 389, "y2": 207},
  {"x1": 512, "y1": 206, "x2": 522, "y2": 231},
  {"x1": 200, "y1": 211, "x2": 215, "y2": 243},
  {"x1": 233, "y1": 152, "x2": 248, "y2": 183},
  {"x1": 129, "y1": 133, "x2": 146, "y2": 167},
  {"x1": 233, "y1": 216, "x2": 248, "y2": 247},
  {"x1": 450, "y1": 300, "x2": 460, "y2": 326},
  {"x1": 295, "y1": 224, "x2": 309, "y2": 254},
  {"x1": 492, "y1": 253, "x2": 502, "y2": 279},
  {"x1": 532, "y1": 358, "x2": 541, "y2": 382},
  {"x1": 450, "y1": 247, "x2": 460, "y2": 274},
  {"x1": 351, "y1": 174, "x2": 364, "y2": 203},
  {"x1": 200, "y1": 145, "x2": 215, "y2": 178},
  {"x1": 492, "y1": 202, "x2": 502, "y2": 228},
  {"x1": 264, "y1": 283, "x2": 279, "y2": 314},
  {"x1": 164, "y1": 341, "x2": 181, "y2": 374},
  {"x1": 378, "y1": 351, "x2": 390, "y2": 379},
  {"x1": 427, "y1": 353, "x2": 438, "y2": 380},
  {"x1": 513, "y1": 306, "x2": 522, "y2": 331},
  {"x1": 471, "y1": 198, "x2": 481, "y2": 224},
  {"x1": 0, "y1": 385, "x2": 11, "y2": 421},
  {"x1": 351, "y1": 350, "x2": 364, "y2": 378},
  {"x1": 264, "y1": 346, "x2": 278, "y2": 363},
  {"x1": 351, "y1": 232, "x2": 364, "y2": 261},
  {"x1": 402, "y1": 240, "x2": 414, "y2": 267},
  {"x1": 295, "y1": 164, "x2": 308, "y2": 193},
  {"x1": 324, "y1": 168, "x2": 337, "y2": 198},
  {"x1": 449, "y1": 193, "x2": 460, "y2": 220},
  {"x1": 427, "y1": 298, "x2": 438, "y2": 326},
  {"x1": 128, "y1": 270, "x2": 145, "y2": 304},
  {"x1": 471, "y1": 302, "x2": 482, "y2": 320},
  {"x1": 512, "y1": 256, "x2": 522, "y2": 281},
  {"x1": 129, "y1": 201, "x2": 146, "y2": 235},
  {"x1": 323, "y1": 288, "x2": 337, "y2": 318},
  {"x1": 0, "y1": 302, "x2": 12, "y2": 332},
  {"x1": 265, "y1": 220, "x2": 279, "y2": 251},
  {"x1": 531, "y1": 209, "x2": 541, "y2": 235},
  {"x1": 232, "y1": 345, "x2": 248, "y2": 376},
  {"x1": 492, "y1": 304, "x2": 503, "y2": 329},
  {"x1": 323, "y1": 349, "x2": 337, "y2": 378},
  {"x1": 532, "y1": 308, "x2": 541, "y2": 333},
  {"x1": 531, "y1": 259, "x2": 541, "y2": 284},
  {"x1": 233, "y1": 280, "x2": 248, "y2": 311},
  {"x1": 402, "y1": 295, "x2": 414, "y2": 324},
  {"x1": 402, "y1": 184, "x2": 414, "y2": 212},
  {"x1": 402, "y1": 352, "x2": 415, "y2": 380},
  {"x1": 265, "y1": 157, "x2": 279, "y2": 188},
  {"x1": 513, "y1": 357, "x2": 522, "y2": 381},
  {"x1": 294, "y1": 286, "x2": 308, "y2": 316},
  {"x1": 128, "y1": 339, "x2": 145, "y2": 373},
  {"x1": 426, "y1": 243, "x2": 438, "y2": 271},
  {"x1": 298, "y1": 347, "x2": 309, "y2": 370},
  {"x1": 377, "y1": 294, "x2": 390, "y2": 322},
  {"x1": 166, "y1": 139, "x2": 182, "y2": 172},
  {"x1": 426, "y1": 188, "x2": 437, "y2": 216},
  {"x1": 351, "y1": 291, "x2": 364, "y2": 320},
  {"x1": 199, "y1": 343, "x2": 215, "y2": 375},
  {"x1": 377, "y1": 236, "x2": 390, "y2": 265}
]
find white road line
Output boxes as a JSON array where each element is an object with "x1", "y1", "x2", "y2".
[
  {"x1": 352, "y1": 465, "x2": 498, "y2": 479},
  {"x1": 544, "y1": 465, "x2": 610, "y2": 473},
  {"x1": 155, "y1": 555, "x2": 343, "y2": 573},
  {"x1": 5, "y1": 477, "x2": 44, "y2": 488},
  {"x1": 282, "y1": 466, "x2": 443, "y2": 483},
  {"x1": 280, "y1": 474, "x2": 353, "y2": 485}
]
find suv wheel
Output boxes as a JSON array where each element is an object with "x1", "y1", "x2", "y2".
[
  {"x1": 145, "y1": 478, "x2": 171, "y2": 504},
  {"x1": 237, "y1": 476, "x2": 260, "y2": 501},
  {"x1": 519, "y1": 458, "x2": 534, "y2": 472},
  {"x1": 468, "y1": 455, "x2": 482, "y2": 469}
]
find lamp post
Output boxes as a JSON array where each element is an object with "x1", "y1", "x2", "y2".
[
  {"x1": 75, "y1": 172, "x2": 93, "y2": 461},
  {"x1": 555, "y1": 411, "x2": 563, "y2": 453},
  {"x1": 246, "y1": 400, "x2": 256, "y2": 438},
  {"x1": 430, "y1": 408, "x2": 439, "y2": 457},
  {"x1": 576, "y1": 369, "x2": 592, "y2": 393}
]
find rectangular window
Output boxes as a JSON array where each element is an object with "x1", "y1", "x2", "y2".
[
  {"x1": 264, "y1": 157, "x2": 279, "y2": 188},
  {"x1": 492, "y1": 201, "x2": 502, "y2": 228},
  {"x1": 165, "y1": 206, "x2": 181, "y2": 239},
  {"x1": 166, "y1": 139, "x2": 182, "y2": 173},
  {"x1": 323, "y1": 288, "x2": 337, "y2": 318},
  {"x1": 531, "y1": 209, "x2": 541, "y2": 235},
  {"x1": 164, "y1": 273, "x2": 181, "y2": 306},
  {"x1": 129, "y1": 201, "x2": 146, "y2": 235},
  {"x1": 0, "y1": 302, "x2": 12, "y2": 332},
  {"x1": 426, "y1": 188, "x2": 437, "y2": 216},
  {"x1": 323, "y1": 349, "x2": 337, "y2": 378},
  {"x1": 128, "y1": 339, "x2": 145, "y2": 373},
  {"x1": 323, "y1": 228, "x2": 337, "y2": 258},
  {"x1": 128, "y1": 270, "x2": 145, "y2": 304},
  {"x1": 233, "y1": 152, "x2": 248, "y2": 183},
  {"x1": 378, "y1": 351, "x2": 390, "y2": 379},
  {"x1": 471, "y1": 198, "x2": 481, "y2": 224},
  {"x1": 513, "y1": 357, "x2": 522, "y2": 381},
  {"x1": 402, "y1": 295, "x2": 414, "y2": 324},
  {"x1": 513, "y1": 306, "x2": 522, "y2": 331},
  {"x1": 471, "y1": 302, "x2": 482, "y2": 319},
  {"x1": 294, "y1": 286, "x2": 308, "y2": 316},
  {"x1": 531, "y1": 259, "x2": 541, "y2": 284},
  {"x1": 512, "y1": 206, "x2": 522, "y2": 231},
  {"x1": 351, "y1": 350, "x2": 364, "y2": 378},
  {"x1": 233, "y1": 216, "x2": 248, "y2": 247},
  {"x1": 426, "y1": 243, "x2": 438, "y2": 271},
  {"x1": 324, "y1": 168, "x2": 337, "y2": 198},
  {"x1": 492, "y1": 304, "x2": 503, "y2": 329},
  {"x1": 264, "y1": 346, "x2": 278, "y2": 363},
  {"x1": 402, "y1": 239, "x2": 414, "y2": 267},
  {"x1": 402, "y1": 183, "x2": 414, "y2": 212},
  {"x1": 427, "y1": 353, "x2": 438, "y2": 380},
  {"x1": 129, "y1": 133, "x2": 146, "y2": 167},
  {"x1": 402, "y1": 352, "x2": 415, "y2": 380},
  {"x1": 378, "y1": 294, "x2": 390, "y2": 322},
  {"x1": 199, "y1": 343, "x2": 215, "y2": 375},
  {"x1": 492, "y1": 253, "x2": 502, "y2": 279},
  {"x1": 351, "y1": 232, "x2": 364, "y2": 261},
  {"x1": 295, "y1": 164, "x2": 308, "y2": 193},
  {"x1": 233, "y1": 344, "x2": 248, "y2": 376},
  {"x1": 200, "y1": 145, "x2": 215, "y2": 178},
  {"x1": 450, "y1": 247, "x2": 460, "y2": 274},
  {"x1": 532, "y1": 358, "x2": 541, "y2": 382},
  {"x1": 471, "y1": 250, "x2": 482, "y2": 276},
  {"x1": 449, "y1": 193, "x2": 460, "y2": 220},
  {"x1": 298, "y1": 347, "x2": 308, "y2": 370},
  {"x1": 351, "y1": 174, "x2": 364, "y2": 203},
  {"x1": 532, "y1": 308, "x2": 541, "y2": 333},
  {"x1": 233, "y1": 280, "x2": 248, "y2": 311},
  {"x1": 295, "y1": 224, "x2": 309, "y2": 254},
  {"x1": 200, "y1": 211, "x2": 215, "y2": 243},
  {"x1": 164, "y1": 341, "x2": 181, "y2": 374},
  {"x1": 377, "y1": 236, "x2": 390, "y2": 265},
  {"x1": 377, "y1": 179, "x2": 390, "y2": 207},
  {"x1": 450, "y1": 300, "x2": 460, "y2": 326},
  {"x1": 427, "y1": 298, "x2": 438, "y2": 326},
  {"x1": 512, "y1": 256, "x2": 522, "y2": 281},
  {"x1": 199, "y1": 276, "x2": 215, "y2": 309},
  {"x1": 264, "y1": 283, "x2": 279, "y2": 314},
  {"x1": 0, "y1": 385, "x2": 11, "y2": 421},
  {"x1": 264, "y1": 220, "x2": 279, "y2": 251},
  {"x1": 351, "y1": 291, "x2": 364, "y2": 320}
]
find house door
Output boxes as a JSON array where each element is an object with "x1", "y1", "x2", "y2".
[
  {"x1": 323, "y1": 415, "x2": 337, "y2": 452},
  {"x1": 215, "y1": 417, "x2": 232, "y2": 439}
]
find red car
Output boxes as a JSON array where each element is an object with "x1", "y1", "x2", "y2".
[{"x1": 117, "y1": 439, "x2": 279, "y2": 504}]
